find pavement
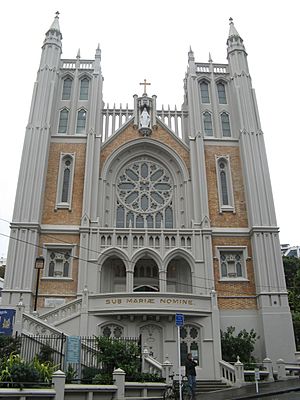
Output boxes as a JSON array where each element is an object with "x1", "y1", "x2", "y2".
[{"x1": 196, "y1": 378, "x2": 300, "y2": 399}]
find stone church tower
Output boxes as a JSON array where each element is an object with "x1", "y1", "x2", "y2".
[{"x1": 2, "y1": 14, "x2": 296, "y2": 378}]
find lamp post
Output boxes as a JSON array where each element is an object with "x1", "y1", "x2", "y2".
[{"x1": 34, "y1": 256, "x2": 45, "y2": 312}]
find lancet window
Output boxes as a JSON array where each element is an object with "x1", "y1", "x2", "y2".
[
  {"x1": 203, "y1": 111, "x2": 213, "y2": 136},
  {"x1": 58, "y1": 109, "x2": 69, "y2": 134},
  {"x1": 62, "y1": 77, "x2": 72, "y2": 100},
  {"x1": 221, "y1": 112, "x2": 231, "y2": 137},
  {"x1": 200, "y1": 81, "x2": 210, "y2": 103},
  {"x1": 79, "y1": 78, "x2": 89, "y2": 100},
  {"x1": 217, "y1": 82, "x2": 227, "y2": 104},
  {"x1": 76, "y1": 109, "x2": 87, "y2": 133}
]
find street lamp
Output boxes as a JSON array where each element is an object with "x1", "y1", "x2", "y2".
[{"x1": 34, "y1": 256, "x2": 45, "y2": 312}]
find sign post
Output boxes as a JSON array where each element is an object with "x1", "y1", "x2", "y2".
[{"x1": 175, "y1": 313, "x2": 184, "y2": 400}]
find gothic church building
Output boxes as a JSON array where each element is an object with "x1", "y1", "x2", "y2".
[{"x1": 2, "y1": 14, "x2": 296, "y2": 378}]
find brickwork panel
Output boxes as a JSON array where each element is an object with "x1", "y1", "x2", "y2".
[
  {"x1": 38, "y1": 234, "x2": 80, "y2": 298},
  {"x1": 212, "y1": 237, "x2": 257, "y2": 310},
  {"x1": 42, "y1": 143, "x2": 86, "y2": 225},
  {"x1": 100, "y1": 123, "x2": 190, "y2": 173},
  {"x1": 205, "y1": 145, "x2": 248, "y2": 227}
]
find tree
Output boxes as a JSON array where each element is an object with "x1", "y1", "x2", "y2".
[
  {"x1": 221, "y1": 326, "x2": 258, "y2": 364},
  {"x1": 283, "y1": 256, "x2": 300, "y2": 349},
  {"x1": 95, "y1": 337, "x2": 140, "y2": 377}
]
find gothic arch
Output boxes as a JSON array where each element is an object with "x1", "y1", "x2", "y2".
[
  {"x1": 163, "y1": 248, "x2": 195, "y2": 273},
  {"x1": 101, "y1": 139, "x2": 189, "y2": 182},
  {"x1": 131, "y1": 248, "x2": 162, "y2": 272},
  {"x1": 98, "y1": 247, "x2": 130, "y2": 271},
  {"x1": 100, "y1": 139, "x2": 189, "y2": 229}
]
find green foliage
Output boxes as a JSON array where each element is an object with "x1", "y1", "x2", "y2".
[
  {"x1": 0, "y1": 335, "x2": 20, "y2": 359},
  {"x1": 126, "y1": 372, "x2": 165, "y2": 382},
  {"x1": 283, "y1": 256, "x2": 300, "y2": 350},
  {"x1": 92, "y1": 372, "x2": 113, "y2": 385},
  {"x1": 95, "y1": 336, "x2": 140, "y2": 376},
  {"x1": 65, "y1": 364, "x2": 78, "y2": 383},
  {"x1": 221, "y1": 326, "x2": 258, "y2": 364},
  {"x1": 0, "y1": 265, "x2": 5, "y2": 279},
  {"x1": 0, "y1": 352, "x2": 56, "y2": 387},
  {"x1": 37, "y1": 344, "x2": 54, "y2": 363},
  {"x1": 82, "y1": 367, "x2": 102, "y2": 383}
]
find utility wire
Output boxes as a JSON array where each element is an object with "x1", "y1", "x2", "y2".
[{"x1": 0, "y1": 229, "x2": 291, "y2": 297}]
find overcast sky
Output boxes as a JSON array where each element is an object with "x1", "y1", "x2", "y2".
[{"x1": 0, "y1": 0, "x2": 299, "y2": 257}]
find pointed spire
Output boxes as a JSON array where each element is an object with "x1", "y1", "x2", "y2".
[
  {"x1": 49, "y1": 11, "x2": 61, "y2": 33},
  {"x1": 95, "y1": 43, "x2": 101, "y2": 58},
  {"x1": 226, "y1": 17, "x2": 246, "y2": 55},
  {"x1": 208, "y1": 52, "x2": 213, "y2": 63},
  {"x1": 228, "y1": 17, "x2": 241, "y2": 39},
  {"x1": 76, "y1": 48, "x2": 81, "y2": 59},
  {"x1": 188, "y1": 46, "x2": 195, "y2": 62}
]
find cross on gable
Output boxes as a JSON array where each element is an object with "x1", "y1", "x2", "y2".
[{"x1": 139, "y1": 79, "x2": 151, "y2": 95}]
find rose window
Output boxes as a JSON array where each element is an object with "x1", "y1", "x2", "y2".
[{"x1": 116, "y1": 159, "x2": 173, "y2": 228}]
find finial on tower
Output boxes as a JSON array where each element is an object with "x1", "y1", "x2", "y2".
[
  {"x1": 48, "y1": 11, "x2": 61, "y2": 33},
  {"x1": 77, "y1": 48, "x2": 81, "y2": 59},
  {"x1": 208, "y1": 52, "x2": 213, "y2": 63},
  {"x1": 188, "y1": 46, "x2": 195, "y2": 62},
  {"x1": 95, "y1": 43, "x2": 101, "y2": 58},
  {"x1": 228, "y1": 17, "x2": 241, "y2": 38}
]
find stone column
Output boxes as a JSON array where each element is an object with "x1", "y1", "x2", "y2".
[
  {"x1": 234, "y1": 357, "x2": 245, "y2": 387},
  {"x1": 113, "y1": 368, "x2": 126, "y2": 399},
  {"x1": 263, "y1": 358, "x2": 274, "y2": 382},
  {"x1": 52, "y1": 370, "x2": 66, "y2": 400},
  {"x1": 162, "y1": 356, "x2": 173, "y2": 384},
  {"x1": 276, "y1": 359, "x2": 287, "y2": 380}
]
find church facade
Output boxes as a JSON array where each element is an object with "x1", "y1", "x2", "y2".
[{"x1": 2, "y1": 14, "x2": 296, "y2": 379}]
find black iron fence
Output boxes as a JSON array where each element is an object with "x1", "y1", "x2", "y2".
[{"x1": 16, "y1": 333, "x2": 141, "y2": 379}]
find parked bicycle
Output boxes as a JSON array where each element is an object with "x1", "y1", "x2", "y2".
[{"x1": 163, "y1": 374, "x2": 192, "y2": 400}]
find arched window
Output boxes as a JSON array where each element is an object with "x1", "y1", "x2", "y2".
[
  {"x1": 76, "y1": 109, "x2": 87, "y2": 133},
  {"x1": 56, "y1": 154, "x2": 75, "y2": 209},
  {"x1": 62, "y1": 77, "x2": 72, "y2": 100},
  {"x1": 221, "y1": 112, "x2": 231, "y2": 137},
  {"x1": 203, "y1": 112, "x2": 213, "y2": 136},
  {"x1": 133, "y1": 259, "x2": 159, "y2": 292},
  {"x1": 61, "y1": 157, "x2": 72, "y2": 203},
  {"x1": 217, "y1": 82, "x2": 227, "y2": 104},
  {"x1": 45, "y1": 248, "x2": 73, "y2": 278},
  {"x1": 180, "y1": 325, "x2": 201, "y2": 366},
  {"x1": 216, "y1": 157, "x2": 234, "y2": 211},
  {"x1": 80, "y1": 78, "x2": 89, "y2": 100},
  {"x1": 200, "y1": 81, "x2": 210, "y2": 103},
  {"x1": 58, "y1": 109, "x2": 69, "y2": 133},
  {"x1": 219, "y1": 163, "x2": 229, "y2": 205},
  {"x1": 101, "y1": 324, "x2": 124, "y2": 338}
]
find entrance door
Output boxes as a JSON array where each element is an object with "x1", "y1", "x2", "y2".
[{"x1": 140, "y1": 324, "x2": 163, "y2": 363}]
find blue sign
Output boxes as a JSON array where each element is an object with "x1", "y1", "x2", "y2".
[
  {"x1": 0, "y1": 309, "x2": 15, "y2": 335},
  {"x1": 66, "y1": 336, "x2": 81, "y2": 363},
  {"x1": 175, "y1": 313, "x2": 184, "y2": 327}
]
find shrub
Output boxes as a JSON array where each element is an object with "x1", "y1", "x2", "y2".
[
  {"x1": 0, "y1": 335, "x2": 20, "y2": 360},
  {"x1": 95, "y1": 336, "x2": 140, "y2": 376},
  {"x1": 221, "y1": 326, "x2": 259, "y2": 364},
  {"x1": 126, "y1": 372, "x2": 165, "y2": 382},
  {"x1": 92, "y1": 372, "x2": 113, "y2": 385}
]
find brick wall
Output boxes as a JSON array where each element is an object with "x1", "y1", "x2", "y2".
[
  {"x1": 42, "y1": 143, "x2": 86, "y2": 225},
  {"x1": 205, "y1": 145, "x2": 248, "y2": 227},
  {"x1": 212, "y1": 236, "x2": 257, "y2": 310},
  {"x1": 100, "y1": 123, "x2": 190, "y2": 173}
]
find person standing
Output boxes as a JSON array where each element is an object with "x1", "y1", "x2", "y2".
[{"x1": 185, "y1": 353, "x2": 197, "y2": 399}]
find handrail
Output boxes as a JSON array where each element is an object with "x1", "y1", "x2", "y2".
[{"x1": 219, "y1": 360, "x2": 235, "y2": 386}]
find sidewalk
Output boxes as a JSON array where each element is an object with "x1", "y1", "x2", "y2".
[{"x1": 197, "y1": 379, "x2": 300, "y2": 399}]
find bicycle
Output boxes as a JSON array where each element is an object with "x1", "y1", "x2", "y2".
[{"x1": 163, "y1": 374, "x2": 193, "y2": 400}]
